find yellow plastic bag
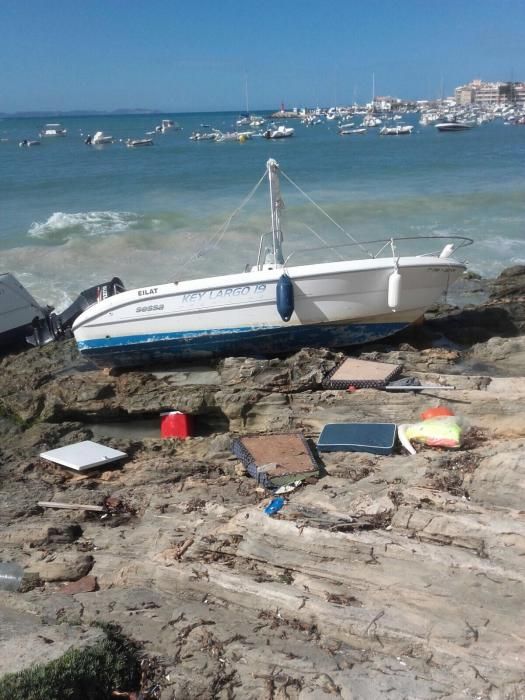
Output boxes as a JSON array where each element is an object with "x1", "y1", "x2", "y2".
[{"x1": 404, "y1": 416, "x2": 463, "y2": 449}]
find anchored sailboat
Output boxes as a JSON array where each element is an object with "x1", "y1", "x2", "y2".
[{"x1": 70, "y1": 159, "x2": 471, "y2": 367}]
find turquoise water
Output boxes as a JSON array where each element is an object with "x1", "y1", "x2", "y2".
[{"x1": 1, "y1": 111, "x2": 524, "y2": 307}]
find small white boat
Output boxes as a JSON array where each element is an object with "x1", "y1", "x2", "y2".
[
  {"x1": 160, "y1": 119, "x2": 179, "y2": 132},
  {"x1": 39, "y1": 123, "x2": 67, "y2": 137},
  {"x1": 263, "y1": 125, "x2": 294, "y2": 139},
  {"x1": 71, "y1": 158, "x2": 471, "y2": 367},
  {"x1": 339, "y1": 127, "x2": 367, "y2": 135},
  {"x1": 214, "y1": 131, "x2": 251, "y2": 142},
  {"x1": 362, "y1": 115, "x2": 382, "y2": 127},
  {"x1": 19, "y1": 140, "x2": 41, "y2": 147},
  {"x1": 126, "y1": 138, "x2": 154, "y2": 147},
  {"x1": 435, "y1": 122, "x2": 472, "y2": 132},
  {"x1": 91, "y1": 131, "x2": 113, "y2": 145},
  {"x1": 189, "y1": 131, "x2": 217, "y2": 141},
  {"x1": 379, "y1": 125, "x2": 413, "y2": 135}
]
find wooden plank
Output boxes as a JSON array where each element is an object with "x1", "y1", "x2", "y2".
[{"x1": 37, "y1": 501, "x2": 106, "y2": 512}]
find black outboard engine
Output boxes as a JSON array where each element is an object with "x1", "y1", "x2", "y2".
[{"x1": 28, "y1": 277, "x2": 125, "y2": 347}]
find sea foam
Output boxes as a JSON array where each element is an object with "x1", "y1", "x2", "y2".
[{"x1": 28, "y1": 211, "x2": 138, "y2": 241}]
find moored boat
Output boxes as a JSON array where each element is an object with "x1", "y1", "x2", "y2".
[
  {"x1": 263, "y1": 125, "x2": 294, "y2": 139},
  {"x1": 126, "y1": 138, "x2": 154, "y2": 147},
  {"x1": 92, "y1": 131, "x2": 114, "y2": 145},
  {"x1": 70, "y1": 159, "x2": 471, "y2": 367},
  {"x1": 39, "y1": 123, "x2": 67, "y2": 137},
  {"x1": 435, "y1": 122, "x2": 472, "y2": 132}
]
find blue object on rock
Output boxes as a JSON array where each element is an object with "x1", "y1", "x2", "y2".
[
  {"x1": 264, "y1": 497, "x2": 285, "y2": 516},
  {"x1": 317, "y1": 423, "x2": 397, "y2": 455}
]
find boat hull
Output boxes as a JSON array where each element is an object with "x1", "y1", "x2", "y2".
[
  {"x1": 73, "y1": 258, "x2": 464, "y2": 366},
  {"x1": 76, "y1": 318, "x2": 410, "y2": 366}
]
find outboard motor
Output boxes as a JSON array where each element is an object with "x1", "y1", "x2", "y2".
[{"x1": 28, "y1": 277, "x2": 125, "y2": 346}]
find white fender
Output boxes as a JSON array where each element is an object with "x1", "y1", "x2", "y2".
[
  {"x1": 387, "y1": 269, "x2": 402, "y2": 311},
  {"x1": 439, "y1": 243, "x2": 455, "y2": 258}
]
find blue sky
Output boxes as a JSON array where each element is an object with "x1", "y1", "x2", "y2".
[{"x1": 2, "y1": 0, "x2": 525, "y2": 112}]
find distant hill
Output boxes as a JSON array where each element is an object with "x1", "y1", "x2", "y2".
[{"x1": 1, "y1": 108, "x2": 161, "y2": 118}]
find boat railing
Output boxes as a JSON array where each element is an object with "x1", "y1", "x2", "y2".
[{"x1": 278, "y1": 234, "x2": 473, "y2": 268}]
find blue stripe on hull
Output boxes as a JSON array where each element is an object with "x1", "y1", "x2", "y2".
[{"x1": 77, "y1": 321, "x2": 409, "y2": 367}]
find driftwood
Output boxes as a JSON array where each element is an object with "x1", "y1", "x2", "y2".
[{"x1": 37, "y1": 501, "x2": 106, "y2": 512}]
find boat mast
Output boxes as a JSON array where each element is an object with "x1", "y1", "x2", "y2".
[{"x1": 267, "y1": 158, "x2": 284, "y2": 265}]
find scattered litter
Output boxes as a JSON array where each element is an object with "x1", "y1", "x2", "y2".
[
  {"x1": 323, "y1": 357, "x2": 402, "y2": 389},
  {"x1": 275, "y1": 480, "x2": 303, "y2": 495},
  {"x1": 264, "y1": 497, "x2": 286, "y2": 516},
  {"x1": 231, "y1": 433, "x2": 320, "y2": 488},
  {"x1": 37, "y1": 501, "x2": 106, "y2": 512},
  {"x1": 317, "y1": 423, "x2": 397, "y2": 455},
  {"x1": 385, "y1": 377, "x2": 456, "y2": 391},
  {"x1": 160, "y1": 410, "x2": 192, "y2": 438},
  {"x1": 39, "y1": 440, "x2": 127, "y2": 472},
  {"x1": 420, "y1": 406, "x2": 454, "y2": 420},
  {"x1": 387, "y1": 377, "x2": 421, "y2": 388},
  {"x1": 0, "y1": 561, "x2": 23, "y2": 592},
  {"x1": 404, "y1": 416, "x2": 464, "y2": 449},
  {"x1": 397, "y1": 424, "x2": 417, "y2": 455}
]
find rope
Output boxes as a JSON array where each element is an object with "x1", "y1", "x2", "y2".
[
  {"x1": 302, "y1": 224, "x2": 346, "y2": 260},
  {"x1": 280, "y1": 169, "x2": 373, "y2": 258},
  {"x1": 175, "y1": 167, "x2": 268, "y2": 273}
]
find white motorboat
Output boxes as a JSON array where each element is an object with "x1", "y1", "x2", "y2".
[
  {"x1": 435, "y1": 122, "x2": 472, "y2": 132},
  {"x1": 361, "y1": 115, "x2": 382, "y2": 127},
  {"x1": 214, "y1": 131, "x2": 251, "y2": 142},
  {"x1": 161, "y1": 119, "x2": 179, "y2": 132},
  {"x1": 189, "y1": 131, "x2": 217, "y2": 141},
  {"x1": 19, "y1": 140, "x2": 41, "y2": 147},
  {"x1": 263, "y1": 125, "x2": 294, "y2": 139},
  {"x1": 339, "y1": 127, "x2": 367, "y2": 135},
  {"x1": 92, "y1": 131, "x2": 113, "y2": 145},
  {"x1": 39, "y1": 123, "x2": 67, "y2": 137},
  {"x1": 126, "y1": 138, "x2": 154, "y2": 147},
  {"x1": 71, "y1": 159, "x2": 471, "y2": 367},
  {"x1": 379, "y1": 125, "x2": 414, "y2": 135}
]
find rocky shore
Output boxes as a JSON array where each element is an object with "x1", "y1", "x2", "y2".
[{"x1": 1, "y1": 267, "x2": 524, "y2": 699}]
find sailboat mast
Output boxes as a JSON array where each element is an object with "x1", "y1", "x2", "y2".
[
  {"x1": 244, "y1": 74, "x2": 249, "y2": 114},
  {"x1": 267, "y1": 159, "x2": 284, "y2": 265}
]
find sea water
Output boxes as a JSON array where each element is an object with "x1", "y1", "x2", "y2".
[{"x1": 1, "y1": 112, "x2": 524, "y2": 309}]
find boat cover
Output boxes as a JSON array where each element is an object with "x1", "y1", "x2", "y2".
[
  {"x1": 323, "y1": 357, "x2": 402, "y2": 389},
  {"x1": 231, "y1": 433, "x2": 320, "y2": 487},
  {"x1": 317, "y1": 423, "x2": 397, "y2": 455}
]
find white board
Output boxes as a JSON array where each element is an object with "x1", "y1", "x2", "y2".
[{"x1": 39, "y1": 440, "x2": 127, "y2": 471}]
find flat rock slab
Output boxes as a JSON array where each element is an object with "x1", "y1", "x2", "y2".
[
  {"x1": 0, "y1": 604, "x2": 105, "y2": 677},
  {"x1": 59, "y1": 575, "x2": 98, "y2": 595}
]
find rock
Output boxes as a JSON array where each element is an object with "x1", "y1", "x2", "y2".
[
  {"x1": 59, "y1": 575, "x2": 98, "y2": 595},
  {"x1": 0, "y1": 604, "x2": 106, "y2": 678},
  {"x1": 29, "y1": 554, "x2": 94, "y2": 582}
]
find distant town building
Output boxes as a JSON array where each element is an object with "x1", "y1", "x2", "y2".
[{"x1": 455, "y1": 79, "x2": 525, "y2": 106}]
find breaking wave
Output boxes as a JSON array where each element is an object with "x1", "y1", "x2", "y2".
[{"x1": 28, "y1": 211, "x2": 139, "y2": 241}]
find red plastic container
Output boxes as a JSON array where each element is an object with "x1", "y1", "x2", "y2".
[{"x1": 160, "y1": 411, "x2": 192, "y2": 439}]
